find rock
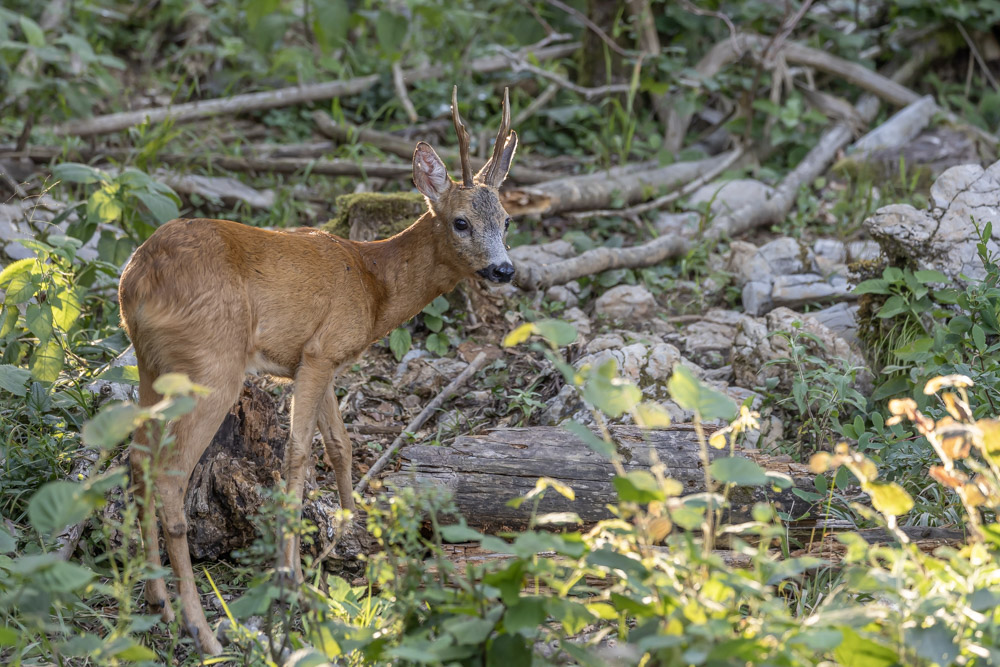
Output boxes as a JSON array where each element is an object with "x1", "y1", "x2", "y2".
[
  {"x1": 809, "y1": 302, "x2": 859, "y2": 343},
  {"x1": 687, "y1": 179, "x2": 776, "y2": 216},
  {"x1": 563, "y1": 307, "x2": 592, "y2": 336},
  {"x1": 846, "y1": 240, "x2": 882, "y2": 263},
  {"x1": 545, "y1": 281, "x2": 580, "y2": 308},
  {"x1": 769, "y1": 273, "x2": 853, "y2": 310},
  {"x1": 509, "y1": 239, "x2": 575, "y2": 266},
  {"x1": 727, "y1": 241, "x2": 759, "y2": 284},
  {"x1": 864, "y1": 160, "x2": 1000, "y2": 283},
  {"x1": 159, "y1": 172, "x2": 276, "y2": 210},
  {"x1": 644, "y1": 343, "x2": 682, "y2": 382},
  {"x1": 594, "y1": 284, "x2": 657, "y2": 321},
  {"x1": 653, "y1": 211, "x2": 700, "y2": 235},
  {"x1": 731, "y1": 307, "x2": 871, "y2": 394},
  {"x1": 586, "y1": 333, "x2": 626, "y2": 354},
  {"x1": 86, "y1": 346, "x2": 139, "y2": 403},
  {"x1": 576, "y1": 343, "x2": 648, "y2": 385},
  {"x1": 753, "y1": 237, "x2": 813, "y2": 277},
  {"x1": 813, "y1": 239, "x2": 846, "y2": 264},
  {"x1": 674, "y1": 309, "x2": 744, "y2": 368},
  {"x1": 742, "y1": 281, "x2": 773, "y2": 317}
]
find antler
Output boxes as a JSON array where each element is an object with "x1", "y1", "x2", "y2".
[
  {"x1": 451, "y1": 86, "x2": 474, "y2": 188},
  {"x1": 483, "y1": 87, "x2": 512, "y2": 187}
]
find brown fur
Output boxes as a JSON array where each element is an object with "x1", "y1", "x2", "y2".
[{"x1": 120, "y1": 129, "x2": 516, "y2": 654}]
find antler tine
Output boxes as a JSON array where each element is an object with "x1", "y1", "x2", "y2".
[
  {"x1": 451, "y1": 86, "x2": 474, "y2": 188},
  {"x1": 484, "y1": 87, "x2": 512, "y2": 187}
]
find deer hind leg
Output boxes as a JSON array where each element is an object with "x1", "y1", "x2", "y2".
[
  {"x1": 155, "y1": 365, "x2": 244, "y2": 656},
  {"x1": 132, "y1": 360, "x2": 173, "y2": 623},
  {"x1": 318, "y1": 386, "x2": 356, "y2": 512},
  {"x1": 280, "y1": 359, "x2": 335, "y2": 583}
]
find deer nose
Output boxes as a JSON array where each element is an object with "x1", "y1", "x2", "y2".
[{"x1": 478, "y1": 262, "x2": 515, "y2": 283}]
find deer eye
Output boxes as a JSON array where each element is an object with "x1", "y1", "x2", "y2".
[
  {"x1": 504, "y1": 218, "x2": 511, "y2": 230},
  {"x1": 453, "y1": 218, "x2": 469, "y2": 231}
]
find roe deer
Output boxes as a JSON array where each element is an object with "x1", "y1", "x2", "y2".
[{"x1": 118, "y1": 87, "x2": 517, "y2": 654}]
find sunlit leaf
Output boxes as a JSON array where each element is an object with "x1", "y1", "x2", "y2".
[
  {"x1": 0, "y1": 364, "x2": 31, "y2": 396},
  {"x1": 667, "y1": 365, "x2": 736, "y2": 421},
  {"x1": 532, "y1": 319, "x2": 577, "y2": 347},
  {"x1": 865, "y1": 481, "x2": 913, "y2": 516},
  {"x1": 503, "y1": 323, "x2": 535, "y2": 347},
  {"x1": 82, "y1": 403, "x2": 147, "y2": 449},
  {"x1": 709, "y1": 457, "x2": 768, "y2": 486},
  {"x1": 30, "y1": 338, "x2": 64, "y2": 383}
]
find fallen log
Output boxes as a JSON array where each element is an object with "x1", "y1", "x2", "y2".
[
  {"x1": 46, "y1": 42, "x2": 580, "y2": 138},
  {"x1": 502, "y1": 151, "x2": 733, "y2": 217},
  {"x1": 383, "y1": 425, "x2": 819, "y2": 532}
]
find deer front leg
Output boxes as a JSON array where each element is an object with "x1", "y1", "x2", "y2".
[
  {"x1": 281, "y1": 359, "x2": 334, "y2": 583},
  {"x1": 318, "y1": 387, "x2": 356, "y2": 512}
]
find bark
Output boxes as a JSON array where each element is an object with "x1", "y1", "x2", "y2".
[
  {"x1": 383, "y1": 425, "x2": 819, "y2": 532},
  {"x1": 501, "y1": 152, "x2": 731, "y2": 217},
  {"x1": 46, "y1": 42, "x2": 580, "y2": 137}
]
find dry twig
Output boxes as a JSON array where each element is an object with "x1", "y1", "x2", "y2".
[{"x1": 354, "y1": 352, "x2": 489, "y2": 496}]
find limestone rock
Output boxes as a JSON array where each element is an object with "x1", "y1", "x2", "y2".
[
  {"x1": 731, "y1": 307, "x2": 870, "y2": 394},
  {"x1": 864, "y1": 159, "x2": 1000, "y2": 283},
  {"x1": 594, "y1": 284, "x2": 657, "y2": 321},
  {"x1": 687, "y1": 179, "x2": 776, "y2": 216}
]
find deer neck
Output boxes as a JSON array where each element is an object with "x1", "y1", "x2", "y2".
[{"x1": 360, "y1": 211, "x2": 464, "y2": 337}]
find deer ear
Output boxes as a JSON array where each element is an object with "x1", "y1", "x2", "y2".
[
  {"x1": 413, "y1": 142, "x2": 451, "y2": 201},
  {"x1": 476, "y1": 130, "x2": 518, "y2": 187}
]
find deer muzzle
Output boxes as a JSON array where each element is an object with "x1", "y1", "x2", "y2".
[{"x1": 478, "y1": 261, "x2": 516, "y2": 283}]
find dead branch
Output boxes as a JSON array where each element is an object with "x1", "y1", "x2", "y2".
[
  {"x1": 46, "y1": 42, "x2": 579, "y2": 138},
  {"x1": 355, "y1": 352, "x2": 489, "y2": 496},
  {"x1": 514, "y1": 51, "x2": 928, "y2": 291},
  {"x1": 502, "y1": 152, "x2": 731, "y2": 218},
  {"x1": 542, "y1": 0, "x2": 631, "y2": 57},
  {"x1": 392, "y1": 62, "x2": 420, "y2": 123},
  {"x1": 571, "y1": 144, "x2": 745, "y2": 219},
  {"x1": 311, "y1": 112, "x2": 554, "y2": 184},
  {"x1": 497, "y1": 46, "x2": 631, "y2": 100}
]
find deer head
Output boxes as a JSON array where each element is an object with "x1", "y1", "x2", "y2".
[{"x1": 411, "y1": 86, "x2": 518, "y2": 283}]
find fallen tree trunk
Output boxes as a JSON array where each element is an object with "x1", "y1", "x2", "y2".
[
  {"x1": 383, "y1": 425, "x2": 818, "y2": 532},
  {"x1": 47, "y1": 42, "x2": 579, "y2": 138},
  {"x1": 501, "y1": 151, "x2": 734, "y2": 217}
]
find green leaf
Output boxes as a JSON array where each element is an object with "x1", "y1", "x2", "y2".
[
  {"x1": 134, "y1": 189, "x2": 180, "y2": 224},
  {"x1": 852, "y1": 279, "x2": 891, "y2": 295},
  {"x1": 582, "y1": 359, "x2": 641, "y2": 418},
  {"x1": 0, "y1": 625, "x2": 16, "y2": 646},
  {"x1": 87, "y1": 185, "x2": 123, "y2": 223},
  {"x1": 51, "y1": 163, "x2": 103, "y2": 184},
  {"x1": 82, "y1": 403, "x2": 147, "y2": 449},
  {"x1": 0, "y1": 257, "x2": 36, "y2": 289},
  {"x1": 112, "y1": 643, "x2": 157, "y2": 662},
  {"x1": 426, "y1": 332, "x2": 450, "y2": 356},
  {"x1": 229, "y1": 583, "x2": 281, "y2": 618},
  {"x1": 33, "y1": 560, "x2": 96, "y2": 592},
  {"x1": 4, "y1": 270, "x2": 38, "y2": 304},
  {"x1": 96, "y1": 365, "x2": 139, "y2": 385},
  {"x1": 487, "y1": 633, "x2": 531, "y2": 666},
  {"x1": 667, "y1": 365, "x2": 736, "y2": 420},
  {"x1": 906, "y1": 622, "x2": 958, "y2": 666},
  {"x1": 423, "y1": 295, "x2": 449, "y2": 317},
  {"x1": 709, "y1": 457, "x2": 769, "y2": 485},
  {"x1": 893, "y1": 337, "x2": 933, "y2": 361},
  {"x1": 532, "y1": 319, "x2": 577, "y2": 347},
  {"x1": 0, "y1": 364, "x2": 31, "y2": 396},
  {"x1": 51, "y1": 286, "x2": 83, "y2": 331},
  {"x1": 973, "y1": 324, "x2": 987, "y2": 352},
  {"x1": 25, "y1": 302, "x2": 53, "y2": 343},
  {"x1": 865, "y1": 481, "x2": 913, "y2": 516},
  {"x1": 613, "y1": 470, "x2": 665, "y2": 503},
  {"x1": 546, "y1": 598, "x2": 594, "y2": 635},
  {"x1": 0, "y1": 525, "x2": 15, "y2": 553},
  {"x1": 19, "y1": 15, "x2": 45, "y2": 47},
  {"x1": 423, "y1": 313, "x2": 443, "y2": 332},
  {"x1": 30, "y1": 338, "x2": 64, "y2": 383},
  {"x1": 913, "y1": 269, "x2": 950, "y2": 284},
  {"x1": 28, "y1": 481, "x2": 93, "y2": 536},
  {"x1": 0, "y1": 306, "x2": 17, "y2": 337},
  {"x1": 313, "y1": 0, "x2": 350, "y2": 52},
  {"x1": 375, "y1": 10, "x2": 408, "y2": 55},
  {"x1": 833, "y1": 627, "x2": 898, "y2": 667},
  {"x1": 876, "y1": 295, "x2": 907, "y2": 318},
  {"x1": 389, "y1": 327, "x2": 411, "y2": 362},
  {"x1": 871, "y1": 375, "x2": 910, "y2": 401},
  {"x1": 152, "y1": 372, "x2": 198, "y2": 396},
  {"x1": 440, "y1": 523, "x2": 484, "y2": 543}
]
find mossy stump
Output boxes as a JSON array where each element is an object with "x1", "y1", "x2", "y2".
[{"x1": 323, "y1": 192, "x2": 425, "y2": 241}]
